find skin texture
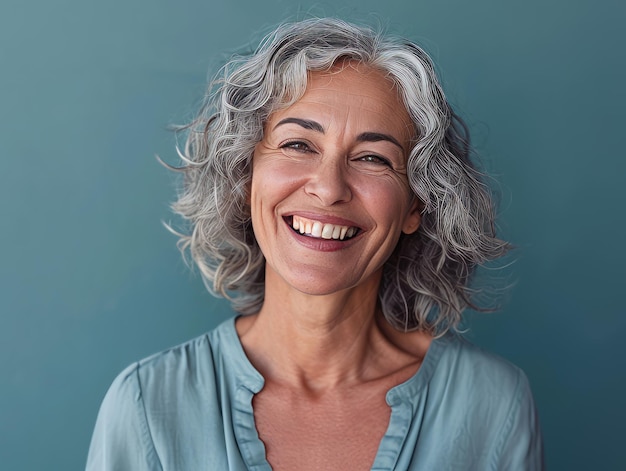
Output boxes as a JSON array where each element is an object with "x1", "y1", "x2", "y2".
[
  {"x1": 251, "y1": 63, "x2": 420, "y2": 298},
  {"x1": 238, "y1": 63, "x2": 432, "y2": 470}
]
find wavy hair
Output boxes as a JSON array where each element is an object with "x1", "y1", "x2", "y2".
[{"x1": 170, "y1": 18, "x2": 510, "y2": 335}]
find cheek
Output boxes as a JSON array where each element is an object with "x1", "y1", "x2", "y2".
[
  {"x1": 250, "y1": 162, "x2": 302, "y2": 221},
  {"x1": 356, "y1": 179, "x2": 413, "y2": 217},
  {"x1": 253, "y1": 161, "x2": 308, "y2": 199}
]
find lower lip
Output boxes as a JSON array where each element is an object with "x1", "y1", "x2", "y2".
[{"x1": 285, "y1": 223, "x2": 360, "y2": 252}]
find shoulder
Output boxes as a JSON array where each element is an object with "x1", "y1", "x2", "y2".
[
  {"x1": 94, "y1": 329, "x2": 217, "y2": 423},
  {"x1": 431, "y1": 334, "x2": 537, "y2": 431},
  {"x1": 424, "y1": 334, "x2": 544, "y2": 468},
  {"x1": 93, "y1": 317, "x2": 241, "y2": 429},
  {"x1": 87, "y1": 318, "x2": 240, "y2": 470},
  {"x1": 112, "y1": 318, "x2": 237, "y2": 400},
  {"x1": 435, "y1": 333, "x2": 530, "y2": 397}
]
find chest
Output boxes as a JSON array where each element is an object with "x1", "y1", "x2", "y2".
[{"x1": 252, "y1": 386, "x2": 392, "y2": 470}]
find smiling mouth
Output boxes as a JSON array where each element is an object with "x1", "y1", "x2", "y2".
[{"x1": 286, "y1": 215, "x2": 360, "y2": 241}]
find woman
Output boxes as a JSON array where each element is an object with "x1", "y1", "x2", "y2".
[{"x1": 87, "y1": 18, "x2": 543, "y2": 470}]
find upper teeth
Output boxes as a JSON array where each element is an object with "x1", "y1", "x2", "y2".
[{"x1": 291, "y1": 215, "x2": 357, "y2": 240}]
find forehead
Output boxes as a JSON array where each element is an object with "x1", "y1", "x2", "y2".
[{"x1": 268, "y1": 62, "x2": 414, "y2": 141}]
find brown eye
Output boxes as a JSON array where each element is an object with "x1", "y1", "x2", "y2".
[
  {"x1": 358, "y1": 154, "x2": 392, "y2": 166},
  {"x1": 281, "y1": 141, "x2": 313, "y2": 153}
]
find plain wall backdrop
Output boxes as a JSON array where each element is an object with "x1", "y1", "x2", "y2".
[{"x1": 1, "y1": 0, "x2": 624, "y2": 469}]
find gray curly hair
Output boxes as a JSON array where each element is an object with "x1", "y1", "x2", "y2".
[{"x1": 171, "y1": 17, "x2": 510, "y2": 335}]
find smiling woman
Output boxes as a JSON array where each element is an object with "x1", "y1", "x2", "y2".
[
  {"x1": 251, "y1": 63, "x2": 420, "y2": 298},
  {"x1": 86, "y1": 18, "x2": 543, "y2": 470}
]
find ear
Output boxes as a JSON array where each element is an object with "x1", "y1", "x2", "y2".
[{"x1": 401, "y1": 198, "x2": 422, "y2": 235}]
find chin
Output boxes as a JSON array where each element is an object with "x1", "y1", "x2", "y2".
[
  {"x1": 280, "y1": 265, "x2": 381, "y2": 298},
  {"x1": 288, "y1": 276, "x2": 355, "y2": 297}
]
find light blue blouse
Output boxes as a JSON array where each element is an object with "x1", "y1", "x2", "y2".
[{"x1": 86, "y1": 317, "x2": 543, "y2": 470}]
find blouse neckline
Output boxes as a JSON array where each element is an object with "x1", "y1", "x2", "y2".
[{"x1": 218, "y1": 315, "x2": 449, "y2": 470}]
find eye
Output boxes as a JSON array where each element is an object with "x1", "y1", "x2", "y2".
[
  {"x1": 357, "y1": 154, "x2": 392, "y2": 167},
  {"x1": 280, "y1": 140, "x2": 314, "y2": 153}
]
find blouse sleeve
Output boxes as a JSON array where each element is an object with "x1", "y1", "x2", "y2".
[
  {"x1": 86, "y1": 364, "x2": 163, "y2": 471},
  {"x1": 492, "y1": 369, "x2": 544, "y2": 470}
]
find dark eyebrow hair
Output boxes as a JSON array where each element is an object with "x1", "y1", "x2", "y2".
[
  {"x1": 357, "y1": 132, "x2": 404, "y2": 151},
  {"x1": 273, "y1": 117, "x2": 325, "y2": 133},
  {"x1": 273, "y1": 119, "x2": 404, "y2": 151}
]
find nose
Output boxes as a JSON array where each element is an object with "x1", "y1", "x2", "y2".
[{"x1": 303, "y1": 155, "x2": 352, "y2": 206}]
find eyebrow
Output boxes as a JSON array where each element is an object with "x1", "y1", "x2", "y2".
[
  {"x1": 356, "y1": 132, "x2": 403, "y2": 151},
  {"x1": 273, "y1": 117, "x2": 404, "y2": 151},
  {"x1": 274, "y1": 118, "x2": 325, "y2": 133}
]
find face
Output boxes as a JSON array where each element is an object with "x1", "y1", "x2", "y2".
[{"x1": 250, "y1": 62, "x2": 421, "y2": 296}]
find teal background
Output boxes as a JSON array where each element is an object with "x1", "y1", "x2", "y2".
[{"x1": 1, "y1": 0, "x2": 624, "y2": 469}]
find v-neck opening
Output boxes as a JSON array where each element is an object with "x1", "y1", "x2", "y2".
[{"x1": 220, "y1": 316, "x2": 447, "y2": 470}]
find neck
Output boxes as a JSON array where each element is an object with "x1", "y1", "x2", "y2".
[{"x1": 237, "y1": 267, "x2": 393, "y2": 392}]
